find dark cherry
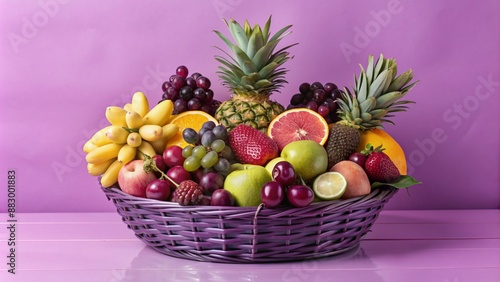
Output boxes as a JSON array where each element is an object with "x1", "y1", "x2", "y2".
[
  {"x1": 163, "y1": 146, "x2": 185, "y2": 167},
  {"x1": 152, "y1": 155, "x2": 167, "y2": 174},
  {"x1": 166, "y1": 165, "x2": 191, "y2": 187},
  {"x1": 198, "y1": 172, "x2": 224, "y2": 195},
  {"x1": 146, "y1": 179, "x2": 172, "y2": 201},
  {"x1": 272, "y1": 161, "x2": 296, "y2": 186},
  {"x1": 349, "y1": 152, "x2": 367, "y2": 168},
  {"x1": 210, "y1": 189, "x2": 235, "y2": 206},
  {"x1": 286, "y1": 185, "x2": 314, "y2": 208},
  {"x1": 261, "y1": 181, "x2": 285, "y2": 208}
]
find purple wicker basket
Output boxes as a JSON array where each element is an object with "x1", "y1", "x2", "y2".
[{"x1": 102, "y1": 184, "x2": 397, "y2": 263}]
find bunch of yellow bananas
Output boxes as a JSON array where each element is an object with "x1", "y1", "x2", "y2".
[{"x1": 83, "y1": 92, "x2": 178, "y2": 188}]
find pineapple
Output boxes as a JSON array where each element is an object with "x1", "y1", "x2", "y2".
[
  {"x1": 326, "y1": 54, "x2": 418, "y2": 168},
  {"x1": 214, "y1": 16, "x2": 296, "y2": 132}
]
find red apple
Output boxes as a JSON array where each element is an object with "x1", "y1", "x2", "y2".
[{"x1": 118, "y1": 160, "x2": 157, "y2": 198}]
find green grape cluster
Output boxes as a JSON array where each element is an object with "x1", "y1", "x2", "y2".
[{"x1": 181, "y1": 121, "x2": 235, "y2": 173}]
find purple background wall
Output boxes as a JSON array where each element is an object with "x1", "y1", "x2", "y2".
[{"x1": 1, "y1": 0, "x2": 499, "y2": 212}]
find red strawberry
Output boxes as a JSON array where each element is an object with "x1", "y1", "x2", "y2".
[
  {"x1": 229, "y1": 124, "x2": 279, "y2": 166},
  {"x1": 362, "y1": 144, "x2": 400, "y2": 183}
]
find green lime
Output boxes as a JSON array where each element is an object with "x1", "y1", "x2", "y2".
[{"x1": 312, "y1": 172, "x2": 347, "y2": 200}]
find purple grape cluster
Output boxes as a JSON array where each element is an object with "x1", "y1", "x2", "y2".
[
  {"x1": 287, "y1": 82, "x2": 343, "y2": 123},
  {"x1": 181, "y1": 121, "x2": 235, "y2": 174},
  {"x1": 161, "y1": 65, "x2": 220, "y2": 115}
]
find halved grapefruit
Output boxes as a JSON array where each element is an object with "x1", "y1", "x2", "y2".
[{"x1": 267, "y1": 108, "x2": 329, "y2": 150}]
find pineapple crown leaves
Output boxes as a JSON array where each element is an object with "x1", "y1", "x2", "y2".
[
  {"x1": 213, "y1": 16, "x2": 297, "y2": 95},
  {"x1": 338, "y1": 54, "x2": 419, "y2": 130}
]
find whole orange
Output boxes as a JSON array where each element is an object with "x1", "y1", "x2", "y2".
[{"x1": 357, "y1": 128, "x2": 407, "y2": 175}]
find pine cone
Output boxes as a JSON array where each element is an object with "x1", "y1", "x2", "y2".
[{"x1": 172, "y1": 180, "x2": 204, "y2": 205}]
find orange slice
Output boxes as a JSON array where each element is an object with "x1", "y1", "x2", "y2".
[
  {"x1": 267, "y1": 108, "x2": 329, "y2": 150},
  {"x1": 165, "y1": 111, "x2": 218, "y2": 149}
]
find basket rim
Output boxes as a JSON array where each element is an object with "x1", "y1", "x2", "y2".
[{"x1": 101, "y1": 183, "x2": 398, "y2": 213}]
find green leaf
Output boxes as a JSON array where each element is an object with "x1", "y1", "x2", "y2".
[
  {"x1": 231, "y1": 45, "x2": 257, "y2": 74},
  {"x1": 375, "y1": 91, "x2": 403, "y2": 108},
  {"x1": 252, "y1": 39, "x2": 281, "y2": 69},
  {"x1": 371, "y1": 175, "x2": 422, "y2": 189},
  {"x1": 241, "y1": 75, "x2": 256, "y2": 86},
  {"x1": 357, "y1": 71, "x2": 368, "y2": 103},
  {"x1": 258, "y1": 62, "x2": 278, "y2": 79},
  {"x1": 254, "y1": 79, "x2": 273, "y2": 89},
  {"x1": 214, "y1": 30, "x2": 235, "y2": 51},
  {"x1": 267, "y1": 24, "x2": 293, "y2": 43},
  {"x1": 228, "y1": 19, "x2": 248, "y2": 50},
  {"x1": 387, "y1": 70, "x2": 412, "y2": 92},
  {"x1": 365, "y1": 54, "x2": 374, "y2": 84},
  {"x1": 268, "y1": 43, "x2": 298, "y2": 62},
  {"x1": 373, "y1": 54, "x2": 385, "y2": 77},
  {"x1": 243, "y1": 20, "x2": 252, "y2": 37},
  {"x1": 262, "y1": 16, "x2": 272, "y2": 43},
  {"x1": 369, "y1": 68, "x2": 392, "y2": 98},
  {"x1": 246, "y1": 27, "x2": 264, "y2": 59},
  {"x1": 214, "y1": 47, "x2": 239, "y2": 66},
  {"x1": 215, "y1": 57, "x2": 245, "y2": 79}
]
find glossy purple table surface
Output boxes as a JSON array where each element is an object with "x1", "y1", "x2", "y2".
[{"x1": 1, "y1": 210, "x2": 499, "y2": 282}]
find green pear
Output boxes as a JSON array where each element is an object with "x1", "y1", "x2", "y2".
[
  {"x1": 223, "y1": 164, "x2": 272, "y2": 207},
  {"x1": 281, "y1": 140, "x2": 328, "y2": 181}
]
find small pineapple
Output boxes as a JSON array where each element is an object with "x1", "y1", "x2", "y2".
[
  {"x1": 214, "y1": 16, "x2": 296, "y2": 132},
  {"x1": 326, "y1": 54, "x2": 418, "y2": 168}
]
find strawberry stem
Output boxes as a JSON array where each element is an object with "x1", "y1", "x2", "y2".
[{"x1": 361, "y1": 143, "x2": 385, "y2": 156}]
